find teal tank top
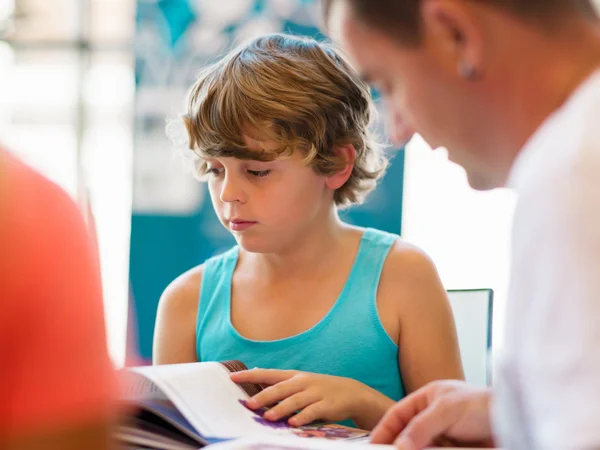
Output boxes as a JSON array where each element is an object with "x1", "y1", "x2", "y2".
[{"x1": 196, "y1": 228, "x2": 406, "y2": 412}]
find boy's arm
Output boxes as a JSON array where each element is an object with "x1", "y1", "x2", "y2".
[
  {"x1": 381, "y1": 242, "x2": 465, "y2": 393},
  {"x1": 153, "y1": 266, "x2": 204, "y2": 365},
  {"x1": 349, "y1": 243, "x2": 464, "y2": 429}
]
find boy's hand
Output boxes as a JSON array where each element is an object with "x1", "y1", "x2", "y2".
[{"x1": 231, "y1": 369, "x2": 386, "y2": 428}]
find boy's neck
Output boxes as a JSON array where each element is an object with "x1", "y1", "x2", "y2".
[{"x1": 242, "y1": 208, "x2": 355, "y2": 280}]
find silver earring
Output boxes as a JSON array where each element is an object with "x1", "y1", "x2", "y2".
[{"x1": 458, "y1": 61, "x2": 478, "y2": 80}]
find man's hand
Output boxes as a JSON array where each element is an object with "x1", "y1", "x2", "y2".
[{"x1": 371, "y1": 380, "x2": 495, "y2": 449}]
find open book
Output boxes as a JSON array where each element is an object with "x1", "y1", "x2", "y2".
[
  {"x1": 207, "y1": 434, "x2": 497, "y2": 450},
  {"x1": 118, "y1": 360, "x2": 370, "y2": 450}
]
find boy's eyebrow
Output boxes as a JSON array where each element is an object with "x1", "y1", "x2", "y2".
[{"x1": 203, "y1": 146, "x2": 280, "y2": 161}]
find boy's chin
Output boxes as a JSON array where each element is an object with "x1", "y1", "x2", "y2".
[{"x1": 234, "y1": 235, "x2": 273, "y2": 254}]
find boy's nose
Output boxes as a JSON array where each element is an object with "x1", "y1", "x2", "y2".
[{"x1": 219, "y1": 175, "x2": 246, "y2": 203}]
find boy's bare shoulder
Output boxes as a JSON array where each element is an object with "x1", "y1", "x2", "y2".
[
  {"x1": 379, "y1": 238, "x2": 446, "y2": 306},
  {"x1": 383, "y1": 239, "x2": 439, "y2": 280},
  {"x1": 158, "y1": 264, "x2": 205, "y2": 318},
  {"x1": 154, "y1": 265, "x2": 205, "y2": 364}
]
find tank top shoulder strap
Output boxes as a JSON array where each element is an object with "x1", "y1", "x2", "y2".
[{"x1": 343, "y1": 228, "x2": 398, "y2": 297}]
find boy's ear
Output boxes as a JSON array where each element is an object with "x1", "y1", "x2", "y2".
[{"x1": 325, "y1": 145, "x2": 356, "y2": 190}]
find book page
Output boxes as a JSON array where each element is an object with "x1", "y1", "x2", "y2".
[
  {"x1": 130, "y1": 362, "x2": 370, "y2": 441},
  {"x1": 121, "y1": 369, "x2": 169, "y2": 401},
  {"x1": 130, "y1": 362, "x2": 267, "y2": 438}
]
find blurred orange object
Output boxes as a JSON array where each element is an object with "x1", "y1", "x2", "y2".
[{"x1": 0, "y1": 147, "x2": 118, "y2": 449}]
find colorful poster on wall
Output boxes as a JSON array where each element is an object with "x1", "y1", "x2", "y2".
[{"x1": 130, "y1": 0, "x2": 405, "y2": 359}]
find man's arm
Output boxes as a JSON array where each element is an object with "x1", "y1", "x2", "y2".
[{"x1": 511, "y1": 169, "x2": 600, "y2": 450}]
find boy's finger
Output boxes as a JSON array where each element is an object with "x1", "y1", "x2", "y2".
[
  {"x1": 247, "y1": 378, "x2": 304, "y2": 409},
  {"x1": 264, "y1": 391, "x2": 319, "y2": 422},
  {"x1": 288, "y1": 401, "x2": 326, "y2": 427},
  {"x1": 231, "y1": 369, "x2": 296, "y2": 385}
]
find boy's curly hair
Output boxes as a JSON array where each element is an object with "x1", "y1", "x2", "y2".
[{"x1": 176, "y1": 33, "x2": 388, "y2": 207}]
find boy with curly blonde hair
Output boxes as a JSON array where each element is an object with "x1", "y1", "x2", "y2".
[{"x1": 154, "y1": 33, "x2": 463, "y2": 430}]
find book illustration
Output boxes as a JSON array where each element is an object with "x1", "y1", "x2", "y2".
[
  {"x1": 239, "y1": 399, "x2": 294, "y2": 430},
  {"x1": 239, "y1": 400, "x2": 370, "y2": 440},
  {"x1": 290, "y1": 424, "x2": 369, "y2": 440}
]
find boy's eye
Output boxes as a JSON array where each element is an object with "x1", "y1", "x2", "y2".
[{"x1": 247, "y1": 169, "x2": 271, "y2": 178}]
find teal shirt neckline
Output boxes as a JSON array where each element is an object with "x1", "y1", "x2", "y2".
[{"x1": 220, "y1": 229, "x2": 398, "y2": 350}]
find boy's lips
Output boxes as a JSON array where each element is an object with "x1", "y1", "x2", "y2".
[{"x1": 228, "y1": 219, "x2": 257, "y2": 231}]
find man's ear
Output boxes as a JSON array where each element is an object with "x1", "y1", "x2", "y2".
[
  {"x1": 421, "y1": 0, "x2": 485, "y2": 79},
  {"x1": 325, "y1": 145, "x2": 357, "y2": 190}
]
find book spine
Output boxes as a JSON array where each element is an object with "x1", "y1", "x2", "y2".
[{"x1": 220, "y1": 360, "x2": 263, "y2": 397}]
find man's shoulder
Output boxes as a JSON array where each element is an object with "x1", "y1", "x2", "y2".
[{"x1": 512, "y1": 70, "x2": 600, "y2": 194}]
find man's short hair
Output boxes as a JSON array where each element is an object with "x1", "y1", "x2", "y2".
[{"x1": 322, "y1": 0, "x2": 598, "y2": 47}]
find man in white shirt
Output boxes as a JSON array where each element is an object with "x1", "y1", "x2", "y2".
[{"x1": 324, "y1": 0, "x2": 600, "y2": 449}]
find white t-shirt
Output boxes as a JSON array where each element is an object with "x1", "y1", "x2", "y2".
[{"x1": 493, "y1": 70, "x2": 600, "y2": 449}]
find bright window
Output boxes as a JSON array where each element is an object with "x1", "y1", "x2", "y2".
[{"x1": 402, "y1": 135, "x2": 517, "y2": 349}]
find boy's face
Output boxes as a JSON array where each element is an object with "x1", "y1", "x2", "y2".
[{"x1": 205, "y1": 134, "x2": 334, "y2": 253}]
